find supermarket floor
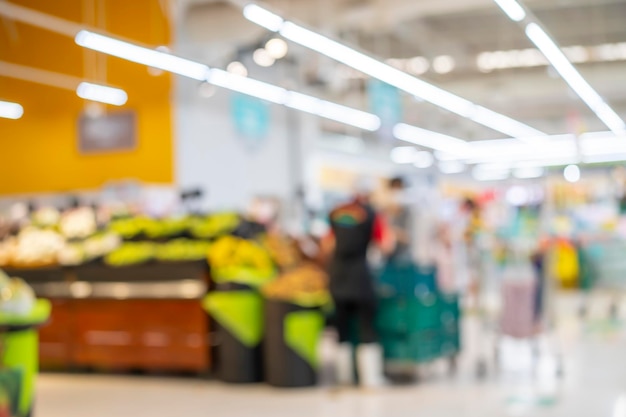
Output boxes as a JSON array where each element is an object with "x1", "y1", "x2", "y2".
[{"x1": 37, "y1": 293, "x2": 626, "y2": 417}]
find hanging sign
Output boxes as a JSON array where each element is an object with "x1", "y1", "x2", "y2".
[
  {"x1": 368, "y1": 80, "x2": 402, "y2": 140},
  {"x1": 78, "y1": 111, "x2": 136, "y2": 154},
  {"x1": 231, "y1": 94, "x2": 270, "y2": 144}
]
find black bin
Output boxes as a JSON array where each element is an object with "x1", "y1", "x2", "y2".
[
  {"x1": 215, "y1": 322, "x2": 263, "y2": 383},
  {"x1": 264, "y1": 300, "x2": 320, "y2": 388}
]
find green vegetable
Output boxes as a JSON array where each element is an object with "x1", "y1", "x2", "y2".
[
  {"x1": 155, "y1": 239, "x2": 211, "y2": 261},
  {"x1": 104, "y1": 242, "x2": 155, "y2": 266},
  {"x1": 189, "y1": 213, "x2": 239, "y2": 239}
]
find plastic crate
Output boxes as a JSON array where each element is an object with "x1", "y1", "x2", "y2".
[
  {"x1": 439, "y1": 329, "x2": 461, "y2": 355},
  {"x1": 380, "y1": 335, "x2": 412, "y2": 361},
  {"x1": 376, "y1": 297, "x2": 409, "y2": 335},
  {"x1": 410, "y1": 330, "x2": 440, "y2": 362},
  {"x1": 407, "y1": 294, "x2": 440, "y2": 331},
  {"x1": 378, "y1": 262, "x2": 438, "y2": 297}
]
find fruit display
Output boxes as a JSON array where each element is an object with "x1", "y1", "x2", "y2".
[
  {"x1": 261, "y1": 263, "x2": 330, "y2": 307},
  {"x1": 189, "y1": 213, "x2": 240, "y2": 239},
  {"x1": 2, "y1": 228, "x2": 65, "y2": 268},
  {"x1": 261, "y1": 233, "x2": 301, "y2": 270},
  {"x1": 108, "y1": 216, "x2": 151, "y2": 239},
  {"x1": 207, "y1": 236, "x2": 276, "y2": 285},
  {"x1": 83, "y1": 232, "x2": 122, "y2": 260},
  {"x1": 32, "y1": 207, "x2": 61, "y2": 228},
  {"x1": 57, "y1": 243, "x2": 86, "y2": 266},
  {"x1": 155, "y1": 239, "x2": 211, "y2": 262},
  {"x1": 59, "y1": 207, "x2": 97, "y2": 239},
  {"x1": 104, "y1": 242, "x2": 156, "y2": 267},
  {"x1": 144, "y1": 217, "x2": 190, "y2": 239}
]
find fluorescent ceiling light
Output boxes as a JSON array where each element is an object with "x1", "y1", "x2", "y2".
[
  {"x1": 253, "y1": 48, "x2": 275, "y2": 67},
  {"x1": 265, "y1": 38, "x2": 288, "y2": 59},
  {"x1": 470, "y1": 106, "x2": 544, "y2": 141},
  {"x1": 563, "y1": 164, "x2": 581, "y2": 183},
  {"x1": 316, "y1": 100, "x2": 381, "y2": 131},
  {"x1": 242, "y1": 4, "x2": 284, "y2": 32},
  {"x1": 243, "y1": 5, "x2": 544, "y2": 139},
  {"x1": 393, "y1": 123, "x2": 471, "y2": 154},
  {"x1": 76, "y1": 82, "x2": 128, "y2": 106},
  {"x1": 514, "y1": 166, "x2": 545, "y2": 179},
  {"x1": 208, "y1": 69, "x2": 286, "y2": 104},
  {"x1": 76, "y1": 30, "x2": 380, "y2": 131},
  {"x1": 0, "y1": 100, "x2": 24, "y2": 119},
  {"x1": 390, "y1": 147, "x2": 416, "y2": 164},
  {"x1": 525, "y1": 23, "x2": 626, "y2": 134},
  {"x1": 515, "y1": 157, "x2": 580, "y2": 168},
  {"x1": 493, "y1": 0, "x2": 526, "y2": 22},
  {"x1": 473, "y1": 165, "x2": 510, "y2": 181},
  {"x1": 283, "y1": 91, "x2": 381, "y2": 131},
  {"x1": 75, "y1": 30, "x2": 209, "y2": 81},
  {"x1": 439, "y1": 160, "x2": 466, "y2": 174},
  {"x1": 583, "y1": 153, "x2": 626, "y2": 164},
  {"x1": 414, "y1": 151, "x2": 434, "y2": 168}
]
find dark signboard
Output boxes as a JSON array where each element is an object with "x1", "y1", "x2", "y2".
[{"x1": 79, "y1": 112, "x2": 137, "y2": 153}]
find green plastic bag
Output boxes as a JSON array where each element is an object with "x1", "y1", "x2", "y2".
[
  {"x1": 284, "y1": 311, "x2": 324, "y2": 368},
  {"x1": 203, "y1": 292, "x2": 264, "y2": 348}
]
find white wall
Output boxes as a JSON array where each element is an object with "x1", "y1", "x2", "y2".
[{"x1": 173, "y1": 17, "x2": 322, "y2": 212}]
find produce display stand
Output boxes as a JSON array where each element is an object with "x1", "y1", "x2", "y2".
[
  {"x1": 0, "y1": 299, "x2": 51, "y2": 417},
  {"x1": 8, "y1": 263, "x2": 210, "y2": 374},
  {"x1": 376, "y1": 262, "x2": 461, "y2": 374},
  {"x1": 203, "y1": 289, "x2": 264, "y2": 383},
  {"x1": 263, "y1": 300, "x2": 324, "y2": 388}
]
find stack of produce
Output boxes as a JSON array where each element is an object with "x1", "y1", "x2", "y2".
[
  {"x1": 261, "y1": 233, "x2": 301, "y2": 271},
  {"x1": 189, "y1": 212, "x2": 239, "y2": 239},
  {"x1": 143, "y1": 217, "x2": 189, "y2": 239},
  {"x1": 57, "y1": 232, "x2": 122, "y2": 266},
  {"x1": 104, "y1": 242, "x2": 156, "y2": 267},
  {"x1": 262, "y1": 263, "x2": 330, "y2": 307},
  {"x1": 31, "y1": 207, "x2": 61, "y2": 228},
  {"x1": 108, "y1": 216, "x2": 152, "y2": 240},
  {"x1": 155, "y1": 239, "x2": 211, "y2": 262},
  {"x1": 59, "y1": 207, "x2": 97, "y2": 239},
  {"x1": 207, "y1": 236, "x2": 275, "y2": 286},
  {"x1": 0, "y1": 228, "x2": 65, "y2": 268}
]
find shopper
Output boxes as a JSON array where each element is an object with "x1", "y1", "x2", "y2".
[
  {"x1": 323, "y1": 180, "x2": 393, "y2": 388},
  {"x1": 385, "y1": 177, "x2": 412, "y2": 262}
]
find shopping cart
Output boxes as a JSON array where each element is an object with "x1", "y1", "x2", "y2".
[
  {"x1": 474, "y1": 249, "x2": 563, "y2": 379},
  {"x1": 577, "y1": 237, "x2": 626, "y2": 320},
  {"x1": 376, "y1": 260, "x2": 461, "y2": 378}
]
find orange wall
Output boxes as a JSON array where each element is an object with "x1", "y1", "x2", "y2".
[{"x1": 0, "y1": 0, "x2": 173, "y2": 194}]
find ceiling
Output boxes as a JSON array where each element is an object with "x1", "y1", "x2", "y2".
[{"x1": 178, "y1": 0, "x2": 626, "y2": 140}]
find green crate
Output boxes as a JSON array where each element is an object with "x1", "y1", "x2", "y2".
[
  {"x1": 380, "y1": 335, "x2": 411, "y2": 361},
  {"x1": 407, "y1": 294, "x2": 440, "y2": 331},
  {"x1": 410, "y1": 330, "x2": 440, "y2": 362},
  {"x1": 377, "y1": 297, "x2": 409, "y2": 335},
  {"x1": 439, "y1": 330, "x2": 461, "y2": 355}
]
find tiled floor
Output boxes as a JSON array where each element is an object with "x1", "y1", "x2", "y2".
[{"x1": 37, "y1": 293, "x2": 626, "y2": 417}]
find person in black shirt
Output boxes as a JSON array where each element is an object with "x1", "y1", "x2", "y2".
[{"x1": 323, "y1": 183, "x2": 392, "y2": 387}]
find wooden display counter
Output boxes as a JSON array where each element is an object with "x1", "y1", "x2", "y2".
[{"x1": 7, "y1": 262, "x2": 210, "y2": 373}]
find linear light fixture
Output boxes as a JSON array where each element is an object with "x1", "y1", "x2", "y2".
[
  {"x1": 242, "y1": 3, "x2": 545, "y2": 139},
  {"x1": 76, "y1": 30, "x2": 381, "y2": 131},
  {"x1": 76, "y1": 30, "x2": 210, "y2": 81},
  {"x1": 493, "y1": 0, "x2": 527, "y2": 22},
  {"x1": 492, "y1": 1, "x2": 625, "y2": 134},
  {"x1": 390, "y1": 147, "x2": 417, "y2": 164},
  {"x1": 0, "y1": 100, "x2": 24, "y2": 119},
  {"x1": 76, "y1": 82, "x2": 128, "y2": 106},
  {"x1": 524, "y1": 23, "x2": 626, "y2": 134},
  {"x1": 393, "y1": 123, "x2": 471, "y2": 155}
]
